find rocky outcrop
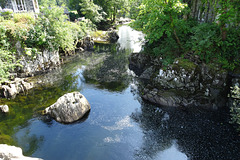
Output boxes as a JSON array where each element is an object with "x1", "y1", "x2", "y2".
[
  {"x1": 0, "y1": 105, "x2": 9, "y2": 113},
  {"x1": 45, "y1": 92, "x2": 91, "y2": 123},
  {"x1": 77, "y1": 35, "x2": 94, "y2": 51},
  {"x1": 91, "y1": 30, "x2": 119, "y2": 44},
  {"x1": 0, "y1": 78, "x2": 33, "y2": 98},
  {"x1": 129, "y1": 52, "x2": 229, "y2": 109},
  {"x1": 107, "y1": 30, "x2": 119, "y2": 43},
  {"x1": 0, "y1": 144, "x2": 42, "y2": 160},
  {"x1": 15, "y1": 41, "x2": 60, "y2": 77},
  {"x1": 228, "y1": 71, "x2": 240, "y2": 124}
]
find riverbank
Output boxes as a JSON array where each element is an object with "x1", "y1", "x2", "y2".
[{"x1": 129, "y1": 52, "x2": 240, "y2": 110}]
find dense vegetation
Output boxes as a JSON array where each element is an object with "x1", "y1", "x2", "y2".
[
  {"x1": 0, "y1": 7, "x2": 94, "y2": 83},
  {"x1": 131, "y1": 0, "x2": 240, "y2": 70}
]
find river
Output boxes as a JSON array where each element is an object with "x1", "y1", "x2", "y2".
[{"x1": 0, "y1": 25, "x2": 240, "y2": 160}]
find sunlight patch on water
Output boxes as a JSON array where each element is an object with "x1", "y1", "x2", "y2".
[
  {"x1": 102, "y1": 116, "x2": 133, "y2": 131},
  {"x1": 155, "y1": 142, "x2": 188, "y2": 160},
  {"x1": 103, "y1": 135, "x2": 121, "y2": 143}
]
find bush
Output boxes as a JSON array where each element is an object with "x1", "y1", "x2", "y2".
[
  {"x1": 188, "y1": 23, "x2": 220, "y2": 63},
  {"x1": 69, "y1": 11, "x2": 79, "y2": 22},
  {"x1": 0, "y1": 16, "x2": 4, "y2": 22},
  {"x1": 0, "y1": 49, "x2": 20, "y2": 83},
  {"x1": 25, "y1": 7, "x2": 89, "y2": 53},
  {"x1": 230, "y1": 85, "x2": 240, "y2": 131},
  {"x1": 13, "y1": 13, "x2": 35, "y2": 24},
  {"x1": 0, "y1": 9, "x2": 13, "y2": 20}
]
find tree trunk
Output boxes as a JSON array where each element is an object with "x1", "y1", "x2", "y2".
[{"x1": 170, "y1": 14, "x2": 183, "y2": 54}]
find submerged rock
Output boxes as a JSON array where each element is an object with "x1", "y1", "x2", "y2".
[
  {"x1": 0, "y1": 144, "x2": 42, "y2": 160},
  {"x1": 45, "y1": 92, "x2": 91, "y2": 123},
  {"x1": 0, "y1": 105, "x2": 9, "y2": 113}
]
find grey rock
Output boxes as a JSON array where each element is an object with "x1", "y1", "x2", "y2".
[
  {"x1": 78, "y1": 35, "x2": 94, "y2": 51},
  {"x1": 16, "y1": 42, "x2": 60, "y2": 77},
  {"x1": 45, "y1": 92, "x2": 91, "y2": 123},
  {"x1": 0, "y1": 144, "x2": 42, "y2": 160},
  {"x1": 129, "y1": 53, "x2": 229, "y2": 109},
  {"x1": 0, "y1": 78, "x2": 33, "y2": 98},
  {"x1": 108, "y1": 30, "x2": 119, "y2": 43},
  {"x1": 0, "y1": 105, "x2": 9, "y2": 113}
]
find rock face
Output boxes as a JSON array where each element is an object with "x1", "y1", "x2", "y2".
[
  {"x1": 15, "y1": 41, "x2": 60, "y2": 77},
  {"x1": 45, "y1": 92, "x2": 91, "y2": 123},
  {"x1": 129, "y1": 52, "x2": 229, "y2": 109},
  {"x1": 0, "y1": 78, "x2": 33, "y2": 98},
  {"x1": 0, "y1": 105, "x2": 9, "y2": 113},
  {"x1": 0, "y1": 144, "x2": 42, "y2": 160}
]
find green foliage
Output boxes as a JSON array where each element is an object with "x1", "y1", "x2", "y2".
[
  {"x1": 0, "y1": 9, "x2": 13, "y2": 16},
  {"x1": 188, "y1": 23, "x2": 220, "y2": 63},
  {"x1": 79, "y1": 0, "x2": 103, "y2": 23},
  {"x1": 0, "y1": 16, "x2": 4, "y2": 22},
  {"x1": 69, "y1": 11, "x2": 79, "y2": 21},
  {"x1": 131, "y1": 0, "x2": 240, "y2": 70},
  {"x1": 13, "y1": 13, "x2": 35, "y2": 24},
  {"x1": 230, "y1": 85, "x2": 240, "y2": 131},
  {"x1": 0, "y1": 9, "x2": 13, "y2": 20},
  {"x1": 0, "y1": 7, "x2": 93, "y2": 82},
  {"x1": 26, "y1": 7, "x2": 88, "y2": 53},
  {"x1": 38, "y1": 0, "x2": 57, "y2": 7},
  {"x1": 0, "y1": 49, "x2": 20, "y2": 83},
  {"x1": 0, "y1": 24, "x2": 9, "y2": 49}
]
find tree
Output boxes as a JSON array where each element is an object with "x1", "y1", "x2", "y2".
[
  {"x1": 94, "y1": 0, "x2": 130, "y2": 22},
  {"x1": 133, "y1": 0, "x2": 188, "y2": 50},
  {"x1": 79, "y1": 0, "x2": 103, "y2": 23}
]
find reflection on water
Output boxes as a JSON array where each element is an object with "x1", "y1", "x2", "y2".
[
  {"x1": 118, "y1": 25, "x2": 145, "y2": 52},
  {"x1": 0, "y1": 25, "x2": 240, "y2": 160}
]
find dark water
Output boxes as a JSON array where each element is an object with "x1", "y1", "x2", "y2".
[{"x1": 0, "y1": 26, "x2": 240, "y2": 160}]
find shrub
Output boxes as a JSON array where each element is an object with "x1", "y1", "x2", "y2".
[
  {"x1": 25, "y1": 7, "x2": 90, "y2": 53},
  {"x1": 1, "y1": 9, "x2": 13, "y2": 20},
  {"x1": 69, "y1": 11, "x2": 79, "y2": 22},
  {"x1": 0, "y1": 49, "x2": 20, "y2": 83},
  {"x1": 13, "y1": 13, "x2": 35, "y2": 24},
  {"x1": 230, "y1": 85, "x2": 240, "y2": 131},
  {"x1": 188, "y1": 23, "x2": 221, "y2": 63},
  {"x1": 0, "y1": 16, "x2": 4, "y2": 22}
]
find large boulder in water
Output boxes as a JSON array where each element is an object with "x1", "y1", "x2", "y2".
[
  {"x1": 0, "y1": 144, "x2": 42, "y2": 160},
  {"x1": 45, "y1": 92, "x2": 91, "y2": 123}
]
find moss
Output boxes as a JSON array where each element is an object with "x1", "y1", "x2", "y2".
[
  {"x1": 207, "y1": 62, "x2": 227, "y2": 74},
  {"x1": 90, "y1": 30, "x2": 108, "y2": 39},
  {"x1": 233, "y1": 67, "x2": 240, "y2": 75},
  {"x1": 172, "y1": 58, "x2": 197, "y2": 72},
  {"x1": 0, "y1": 134, "x2": 14, "y2": 145}
]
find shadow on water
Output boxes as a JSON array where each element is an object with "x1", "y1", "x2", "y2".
[{"x1": 131, "y1": 100, "x2": 240, "y2": 160}]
